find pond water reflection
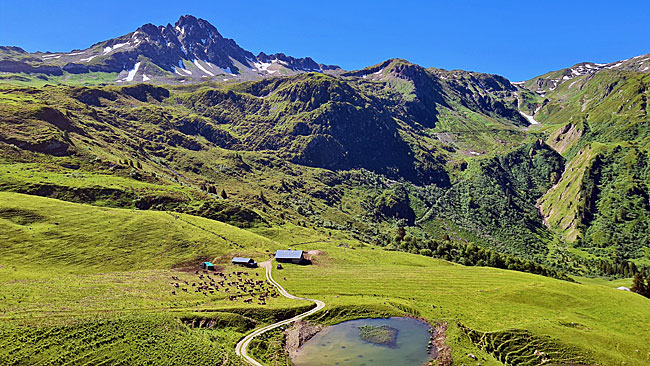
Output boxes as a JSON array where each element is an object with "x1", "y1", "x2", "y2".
[{"x1": 291, "y1": 317, "x2": 433, "y2": 366}]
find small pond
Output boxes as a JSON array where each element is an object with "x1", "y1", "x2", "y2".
[{"x1": 291, "y1": 317, "x2": 433, "y2": 366}]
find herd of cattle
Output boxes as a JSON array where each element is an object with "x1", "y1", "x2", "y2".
[{"x1": 169, "y1": 270, "x2": 279, "y2": 305}]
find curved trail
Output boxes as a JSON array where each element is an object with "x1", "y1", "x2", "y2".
[{"x1": 235, "y1": 261, "x2": 325, "y2": 366}]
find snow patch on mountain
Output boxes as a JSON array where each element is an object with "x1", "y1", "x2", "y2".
[
  {"x1": 126, "y1": 62, "x2": 141, "y2": 82},
  {"x1": 103, "y1": 43, "x2": 128, "y2": 54},
  {"x1": 193, "y1": 59, "x2": 215, "y2": 76},
  {"x1": 253, "y1": 61, "x2": 278, "y2": 74},
  {"x1": 80, "y1": 55, "x2": 98, "y2": 63},
  {"x1": 520, "y1": 111, "x2": 540, "y2": 125}
]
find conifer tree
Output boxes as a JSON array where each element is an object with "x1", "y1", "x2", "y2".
[
  {"x1": 631, "y1": 272, "x2": 647, "y2": 297},
  {"x1": 220, "y1": 189, "x2": 228, "y2": 199}
]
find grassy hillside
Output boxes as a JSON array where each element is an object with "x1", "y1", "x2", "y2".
[
  {"x1": 523, "y1": 67, "x2": 650, "y2": 271},
  {"x1": 276, "y1": 243, "x2": 650, "y2": 366},
  {"x1": 1, "y1": 192, "x2": 648, "y2": 366},
  {"x1": 2, "y1": 64, "x2": 649, "y2": 276},
  {"x1": 0, "y1": 192, "x2": 314, "y2": 365},
  {"x1": 0, "y1": 191, "x2": 280, "y2": 272},
  {"x1": 0, "y1": 73, "x2": 576, "y2": 277},
  {"x1": 2, "y1": 56, "x2": 650, "y2": 365}
]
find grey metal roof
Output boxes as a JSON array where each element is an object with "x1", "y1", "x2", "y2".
[
  {"x1": 275, "y1": 250, "x2": 304, "y2": 259},
  {"x1": 232, "y1": 257, "x2": 254, "y2": 263}
]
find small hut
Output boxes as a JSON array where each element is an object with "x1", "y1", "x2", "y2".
[
  {"x1": 275, "y1": 250, "x2": 305, "y2": 264},
  {"x1": 232, "y1": 257, "x2": 258, "y2": 268},
  {"x1": 200, "y1": 262, "x2": 216, "y2": 271}
]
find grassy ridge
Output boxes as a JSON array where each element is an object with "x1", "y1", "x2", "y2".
[{"x1": 0, "y1": 192, "x2": 279, "y2": 272}]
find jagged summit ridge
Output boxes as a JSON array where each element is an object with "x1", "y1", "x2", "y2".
[
  {"x1": 520, "y1": 53, "x2": 650, "y2": 96},
  {"x1": 0, "y1": 15, "x2": 341, "y2": 83}
]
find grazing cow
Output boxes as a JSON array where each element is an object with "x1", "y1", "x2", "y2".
[
  {"x1": 171, "y1": 290, "x2": 176, "y2": 295},
  {"x1": 182, "y1": 288, "x2": 187, "y2": 292}
]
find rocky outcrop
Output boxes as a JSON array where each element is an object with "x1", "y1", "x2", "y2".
[
  {"x1": 0, "y1": 60, "x2": 63, "y2": 75},
  {"x1": 374, "y1": 184, "x2": 416, "y2": 225}
]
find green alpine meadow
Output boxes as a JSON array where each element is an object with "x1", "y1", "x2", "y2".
[{"x1": 1, "y1": 13, "x2": 649, "y2": 366}]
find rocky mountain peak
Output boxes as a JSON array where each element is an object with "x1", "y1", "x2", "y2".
[
  {"x1": 174, "y1": 15, "x2": 222, "y2": 42},
  {"x1": 0, "y1": 15, "x2": 341, "y2": 83}
]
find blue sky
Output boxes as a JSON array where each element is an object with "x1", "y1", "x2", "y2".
[{"x1": 1, "y1": 0, "x2": 648, "y2": 81}]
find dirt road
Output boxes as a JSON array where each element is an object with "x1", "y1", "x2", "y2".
[{"x1": 234, "y1": 261, "x2": 325, "y2": 366}]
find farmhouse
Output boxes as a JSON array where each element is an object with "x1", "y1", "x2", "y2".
[
  {"x1": 200, "y1": 262, "x2": 216, "y2": 271},
  {"x1": 232, "y1": 257, "x2": 257, "y2": 268},
  {"x1": 275, "y1": 250, "x2": 305, "y2": 264}
]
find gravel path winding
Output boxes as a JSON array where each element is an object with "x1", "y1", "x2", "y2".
[{"x1": 235, "y1": 261, "x2": 325, "y2": 366}]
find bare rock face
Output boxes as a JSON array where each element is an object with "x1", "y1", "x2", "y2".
[
  {"x1": 284, "y1": 320, "x2": 323, "y2": 358},
  {"x1": 0, "y1": 60, "x2": 63, "y2": 75}
]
